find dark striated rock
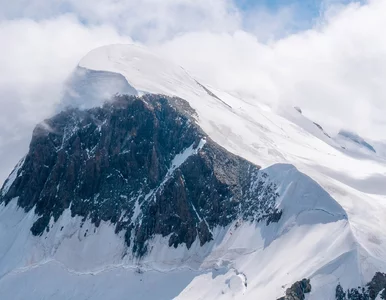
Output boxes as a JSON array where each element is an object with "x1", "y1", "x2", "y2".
[
  {"x1": 335, "y1": 272, "x2": 386, "y2": 300},
  {"x1": 336, "y1": 284, "x2": 346, "y2": 300},
  {"x1": 0, "y1": 94, "x2": 282, "y2": 257},
  {"x1": 278, "y1": 279, "x2": 312, "y2": 300},
  {"x1": 368, "y1": 272, "x2": 386, "y2": 299}
]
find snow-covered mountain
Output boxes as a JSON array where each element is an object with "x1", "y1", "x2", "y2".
[{"x1": 1, "y1": 44, "x2": 386, "y2": 300}]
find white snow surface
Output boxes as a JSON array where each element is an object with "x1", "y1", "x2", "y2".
[{"x1": 1, "y1": 44, "x2": 386, "y2": 299}]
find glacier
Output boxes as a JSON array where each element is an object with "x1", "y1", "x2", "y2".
[{"x1": 0, "y1": 44, "x2": 386, "y2": 299}]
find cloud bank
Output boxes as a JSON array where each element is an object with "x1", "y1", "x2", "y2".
[
  {"x1": 0, "y1": 15, "x2": 131, "y2": 182},
  {"x1": 0, "y1": 0, "x2": 385, "y2": 183},
  {"x1": 158, "y1": 0, "x2": 386, "y2": 137}
]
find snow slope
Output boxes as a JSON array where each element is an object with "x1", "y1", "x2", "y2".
[
  {"x1": 0, "y1": 164, "x2": 352, "y2": 300},
  {"x1": 1, "y1": 44, "x2": 386, "y2": 299},
  {"x1": 79, "y1": 45, "x2": 386, "y2": 190}
]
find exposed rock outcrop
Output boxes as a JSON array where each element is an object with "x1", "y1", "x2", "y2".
[
  {"x1": 277, "y1": 279, "x2": 312, "y2": 300},
  {"x1": 336, "y1": 272, "x2": 386, "y2": 300},
  {"x1": 0, "y1": 94, "x2": 282, "y2": 257}
]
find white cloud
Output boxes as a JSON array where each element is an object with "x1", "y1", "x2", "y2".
[
  {"x1": 0, "y1": 14, "x2": 131, "y2": 182},
  {"x1": 0, "y1": 0, "x2": 241, "y2": 42},
  {"x1": 0, "y1": 0, "x2": 385, "y2": 184},
  {"x1": 157, "y1": 0, "x2": 386, "y2": 139},
  {"x1": 68, "y1": 0, "x2": 241, "y2": 42}
]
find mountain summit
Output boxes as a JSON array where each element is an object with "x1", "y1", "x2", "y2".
[{"x1": 1, "y1": 44, "x2": 386, "y2": 300}]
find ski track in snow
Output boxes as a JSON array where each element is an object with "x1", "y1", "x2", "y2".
[{"x1": 2, "y1": 258, "x2": 205, "y2": 278}]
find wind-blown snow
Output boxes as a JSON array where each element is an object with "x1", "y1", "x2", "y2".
[
  {"x1": 1, "y1": 44, "x2": 386, "y2": 299},
  {"x1": 79, "y1": 44, "x2": 202, "y2": 100}
]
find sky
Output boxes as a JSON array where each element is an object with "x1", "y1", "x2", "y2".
[{"x1": 0, "y1": 0, "x2": 385, "y2": 184}]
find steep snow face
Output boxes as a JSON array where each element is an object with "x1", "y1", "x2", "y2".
[
  {"x1": 79, "y1": 44, "x2": 386, "y2": 294},
  {"x1": 0, "y1": 165, "x2": 351, "y2": 299},
  {"x1": 79, "y1": 45, "x2": 386, "y2": 188},
  {"x1": 79, "y1": 44, "x2": 203, "y2": 99},
  {"x1": 277, "y1": 105, "x2": 335, "y2": 147}
]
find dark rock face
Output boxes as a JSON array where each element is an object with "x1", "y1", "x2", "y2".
[
  {"x1": 0, "y1": 94, "x2": 281, "y2": 257},
  {"x1": 336, "y1": 272, "x2": 386, "y2": 300},
  {"x1": 277, "y1": 279, "x2": 312, "y2": 300}
]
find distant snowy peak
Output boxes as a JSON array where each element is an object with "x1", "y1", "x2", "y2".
[
  {"x1": 336, "y1": 129, "x2": 377, "y2": 154},
  {"x1": 280, "y1": 106, "x2": 384, "y2": 160}
]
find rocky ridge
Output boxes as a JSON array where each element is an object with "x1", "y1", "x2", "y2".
[
  {"x1": 277, "y1": 279, "x2": 312, "y2": 300},
  {"x1": 336, "y1": 272, "x2": 386, "y2": 300},
  {"x1": 0, "y1": 94, "x2": 282, "y2": 257}
]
